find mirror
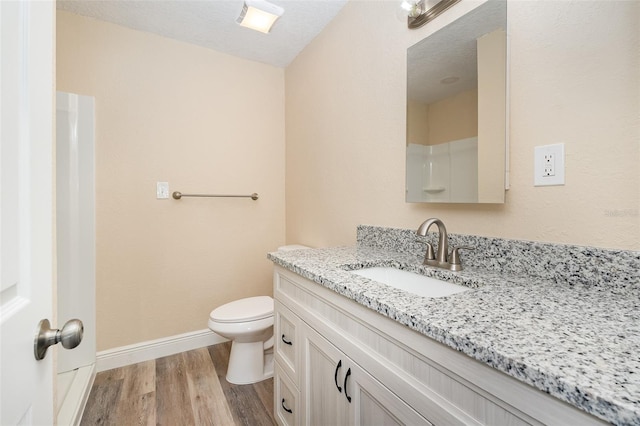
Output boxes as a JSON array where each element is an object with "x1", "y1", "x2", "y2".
[{"x1": 406, "y1": 0, "x2": 507, "y2": 203}]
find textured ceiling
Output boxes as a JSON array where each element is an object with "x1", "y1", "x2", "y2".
[
  {"x1": 57, "y1": 0, "x2": 348, "y2": 68},
  {"x1": 407, "y1": 0, "x2": 506, "y2": 104}
]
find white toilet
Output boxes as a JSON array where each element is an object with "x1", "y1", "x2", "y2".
[{"x1": 208, "y1": 244, "x2": 309, "y2": 385}]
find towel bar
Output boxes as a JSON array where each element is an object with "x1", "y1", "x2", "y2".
[{"x1": 172, "y1": 191, "x2": 258, "y2": 200}]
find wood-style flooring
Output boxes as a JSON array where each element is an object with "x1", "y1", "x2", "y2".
[{"x1": 80, "y1": 342, "x2": 275, "y2": 426}]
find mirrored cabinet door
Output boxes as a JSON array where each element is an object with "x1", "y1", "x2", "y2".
[{"x1": 406, "y1": 0, "x2": 507, "y2": 203}]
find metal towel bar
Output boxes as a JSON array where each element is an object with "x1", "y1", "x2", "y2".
[{"x1": 172, "y1": 191, "x2": 258, "y2": 200}]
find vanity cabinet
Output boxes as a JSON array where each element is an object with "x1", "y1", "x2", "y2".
[
  {"x1": 273, "y1": 266, "x2": 604, "y2": 426},
  {"x1": 303, "y1": 323, "x2": 429, "y2": 425},
  {"x1": 276, "y1": 297, "x2": 429, "y2": 425},
  {"x1": 274, "y1": 302, "x2": 301, "y2": 426}
]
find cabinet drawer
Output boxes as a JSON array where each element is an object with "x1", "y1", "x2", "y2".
[
  {"x1": 275, "y1": 362, "x2": 299, "y2": 426},
  {"x1": 275, "y1": 300, "x2": 299, "y2": 384}
]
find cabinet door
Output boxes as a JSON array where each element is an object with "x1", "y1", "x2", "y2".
[
  {"x1": 303, "y1": 324, "x2": 431, "y2": 426},
  {"x1": 349, "y1": 362, "x2": 432, "y2": 426},
  {"x1": 275, "y1": 301, "x2": 299, "y2": 384},
  {"x1": 303, "y1": 324, "x2": 350, "y2": 426},
  {"x1": 275, "y1": 362, "x2": 299, "y2": 426}
]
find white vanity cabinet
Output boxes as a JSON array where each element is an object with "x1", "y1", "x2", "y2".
[
  {"x1": 273, "y1": 266, "x2": 605, "y2": 426},
  {"x1": 276, "y1": 297, "x2": 430, "y2": 425},
  {"x1": 274, "y1": 301, "x2": 301, "y2": 426},
  {"x1": 303, "y1": 322, "x2": 430, "y2": 425}
]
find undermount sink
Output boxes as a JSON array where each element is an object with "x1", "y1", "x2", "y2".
[{"x1": 351, "y1": 267, "x2": 469, "y2": 298}]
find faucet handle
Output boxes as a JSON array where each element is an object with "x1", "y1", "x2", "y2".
[
  {"x1": 424, "y1": 243, "x2": 435, "y2": 261},
  {"x1": 449, "y1": 246, "x2": 474, "y2": 268}
]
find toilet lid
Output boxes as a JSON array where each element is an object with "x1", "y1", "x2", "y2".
[{"x1": 209, "y1": 296, "x2": 273, "y2": 323}]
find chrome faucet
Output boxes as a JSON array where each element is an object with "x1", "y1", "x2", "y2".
[{"x1": 416, "y1": 218, "x2": 473, "y2": 271}]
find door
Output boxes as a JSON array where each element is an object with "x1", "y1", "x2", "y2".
[
  {"x1": 303, "y1": 325, "x2": 349, "y2": 425},
  {"x1": 349, "y1": 361, "x2": 431, "y2": 426},
  {"x1": 0, "y1": 1, "x2": 56, "y2": 425},
  {"x1": 56, "y1": 92, "x2": 96, "y2": 375},
  {"x1": 303, "y1": 324, "x2": 431, "y2": 426}
]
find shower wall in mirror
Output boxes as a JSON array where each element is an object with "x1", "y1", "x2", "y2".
[{"x1": 406, "y1": 0, "x2": 507, "y2": 203}]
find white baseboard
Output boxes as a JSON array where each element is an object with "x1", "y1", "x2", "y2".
[
  {"x1": 96, "y1": 329, "x2": 227, "y2": 372},
  {"x1": 57, "y1": 364, "x2": 96, "y2": 426}
]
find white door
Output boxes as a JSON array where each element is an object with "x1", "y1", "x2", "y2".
[
  {"x1": 302, "y1": 325, "x2": 349, "y2": 425},
  {"x1": 56, "y1": 92, "x2": 96, "y2": 375},
  {"x1": 303, "y1": 325, "x2": 429, "y2": 426},
  {"x1": 0, "y1": 1, "x2": 56, "y2": 425}
]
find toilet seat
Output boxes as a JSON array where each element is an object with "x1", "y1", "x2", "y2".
[{"x1": 209, "y1": 296, "x2": 273, "y2": 323}]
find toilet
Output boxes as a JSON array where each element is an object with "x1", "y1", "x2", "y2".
[{"x1": 208, "y1": 244, "x2": 309, "y2": 385}]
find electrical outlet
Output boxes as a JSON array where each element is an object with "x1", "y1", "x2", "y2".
[
  {"x1": 156, "y1": 182, "x2": 169, "y2": 199},
  {"x1": 543, "y1": 153, "x2": 555, "y2": 176},
  {"x1": 534, "y1": 144, "x2": 564, "y2": 186}
]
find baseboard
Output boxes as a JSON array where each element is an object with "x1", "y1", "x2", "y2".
[
  {"x1": 57, "y1": 363, "x2": 96, "y2": 426},
  {"x1": 96, "y1": 329, "x2": 227, "y2": 372}
]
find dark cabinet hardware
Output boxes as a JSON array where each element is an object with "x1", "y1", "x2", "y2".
[
  {"x1": 344, "y1": 368, "x2": 352, "y2": 403},
  {"x1": 334, "y1": 359, "x2": 343, "y2": 392},
  {"x1": 281, "y1": 334, "x2": 292, "y2": 345},
  {"x1": 281, "y1": 398, "x2": 293, "y2": 414}
]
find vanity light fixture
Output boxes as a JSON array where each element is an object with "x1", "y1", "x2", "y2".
[
  {"x1": 401, "y1": 0, "x2": 460, "y2": 29},
  {"x1": 401, "y1": 0, "x2": 425, "y2": 18},
  {"x1": 236, "y1": 0, "x2": 284, "y2": 34}
]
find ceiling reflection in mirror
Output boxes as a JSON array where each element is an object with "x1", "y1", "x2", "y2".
[{"x1": 406, "y1": 0, "x2": 507, "y2": 203}]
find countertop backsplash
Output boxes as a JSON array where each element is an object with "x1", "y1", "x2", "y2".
[{"x1": 357, "y1": 225, "x2": 640, "y2": 289}]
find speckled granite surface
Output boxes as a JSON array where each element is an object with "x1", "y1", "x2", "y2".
[{"x1": 268, "y1": 226, "x2": 640, "y2": 425}]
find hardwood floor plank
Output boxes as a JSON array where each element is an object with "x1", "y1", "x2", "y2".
[
  {"x1": 120, "y1": 360, "x2": 155, "y2": 399},
  {"x1": 91, "y1": 365, "x2": 125, "y2": 386},
  {"x1": 155, "y1": 352, "x2": 196, "y2": 426},
  {"x1": 253, "y1": 377, "x2": 276, "y2": 424},
  {"x1": 80, "y1": 377, "x2": 123, "y2": 426},
  {"x1": 116, "y1": 391, "x2": 156, "y2": 426},
  {"x1": 184, "y1": 347, "x2": 235, "y2": 425},
  {"x1": 209, "y1": 343, "x2": 275, "y2": 426},
  {"x1": 81, "y1": 342, "x2": 274, "y2": 425}
]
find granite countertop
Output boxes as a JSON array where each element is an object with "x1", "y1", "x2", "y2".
[{"x1": 268, "y1": 245, "x2": 640, "y2": 425}]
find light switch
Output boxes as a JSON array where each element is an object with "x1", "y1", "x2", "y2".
[
  {"x1": 156, "y1": 182, "x2": 169, "y2": 199},
  {"x1": 534, "y1": 144, "x2": 564, "y2": 186}
]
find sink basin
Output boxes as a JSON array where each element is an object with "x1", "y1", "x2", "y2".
[{"x1": 351, "y1": 267, "x2": 469, "y2": 298}]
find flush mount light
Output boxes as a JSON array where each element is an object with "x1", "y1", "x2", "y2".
[{"x1": 237, "y1": 0, "x2": 284, "y2": 34}]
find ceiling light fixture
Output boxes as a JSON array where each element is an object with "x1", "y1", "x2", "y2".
[{"x1": 237, "y1": 0, "x2": 284, "y2": 34}]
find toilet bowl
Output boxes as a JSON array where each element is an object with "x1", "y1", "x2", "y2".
[
  {"x1": 208, "y1": 243, "x2": 310, "y2": 385},
  {"x1": 208, "y1": 296, "x2": 275, "y2": 385}
]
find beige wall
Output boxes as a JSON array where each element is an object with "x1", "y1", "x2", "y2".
[
  {"x1": 406, "y1": 99, "x2": 430, "y2": 146},
  {"x1": 429, "y1": 89, "x2": 478, "y2": 146},
  {"x1": 407, "y1": 89, "x2": 477, "y2": 147},
  {"x1": 477, "y1": 29, "x2": 506, "y2": 202},
  {"x1": 57, "y1": 11, "x2": 285, "y2": 350},
  {"x1": 285, "y1": 0, "x2": 639, "y2": 251}
]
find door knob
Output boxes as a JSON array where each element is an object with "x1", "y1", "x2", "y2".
[{"x1": 34, "y1": 318, "x2": 84, "y2": 360}]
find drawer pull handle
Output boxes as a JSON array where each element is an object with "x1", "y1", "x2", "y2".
[
  {"x1": 281, "y1": 334, "x2": 292, "y2": 346},
  {"x1": 281, "y1": 398, "x2": 293, "y2": 414},
  {"x1": 334, "y1": 359, "x2": 342, "y2": 392},
  {"x1": 344, "y1": 368, "x2": 352, "y2": 403}
]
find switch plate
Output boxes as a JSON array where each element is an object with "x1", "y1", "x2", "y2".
[
  {"x1": 534, "y1": 144, "x2": 564, "y2": 186},
  {"x1": 156, "y1": 182, "x2": 169, "y2": 199}
]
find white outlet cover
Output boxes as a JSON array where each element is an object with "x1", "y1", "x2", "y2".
[
  {"x1": 156, "y1": 182, "x2": 169, "y2": 199},
  {"x1": 534, "y1": 144, "x2": 565, "y2": 186}
]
